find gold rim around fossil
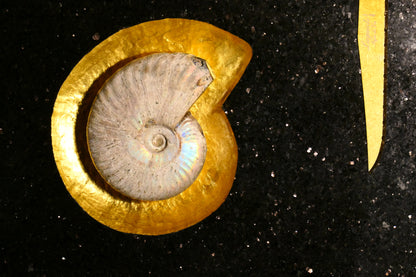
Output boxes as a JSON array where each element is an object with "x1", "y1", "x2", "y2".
[{"x1": 51, "y1": 18, "x2": 252, "y2": 235}]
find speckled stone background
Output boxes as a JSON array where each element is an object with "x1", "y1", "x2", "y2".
[{"x1": 2, "y1": 0, "x2": 415, "y2": 276}]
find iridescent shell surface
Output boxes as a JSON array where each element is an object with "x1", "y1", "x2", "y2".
[{"x1": 87, "y1": 53, "x2": 213, "y2": 201}]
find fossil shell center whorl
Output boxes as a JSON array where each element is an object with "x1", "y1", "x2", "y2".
[{"x1": 87, "y1": 53, "x2": 213, "y2": 201}]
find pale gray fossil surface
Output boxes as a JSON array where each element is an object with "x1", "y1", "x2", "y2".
[{"x1": 88, "y1": 53, "x2": 213, "y2": 201}]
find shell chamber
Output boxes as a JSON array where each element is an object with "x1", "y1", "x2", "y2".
[{"x1": 87, "y1": 53, "x2": 213, "y2": 201}]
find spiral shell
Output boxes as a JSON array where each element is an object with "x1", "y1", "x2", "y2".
[{"x1": 87, "y1": 53, "x2": 213, "y2": 201}]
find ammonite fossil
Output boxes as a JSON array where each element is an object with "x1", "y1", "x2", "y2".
[
  {"x1": 88, "y1": 53, "x2": 212, "y2": 201},
  {"x1": 51, "y1": 19, "x2": 252, "y2": 235}
]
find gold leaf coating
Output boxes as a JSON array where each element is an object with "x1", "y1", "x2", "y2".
[{"x1": 51, "y1": 18, "x2": 252, "y2": 235}]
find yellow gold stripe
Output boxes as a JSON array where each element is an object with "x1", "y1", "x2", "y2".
[{"x1": 358, "y1": 0, "x2": 386, "y2": 171}]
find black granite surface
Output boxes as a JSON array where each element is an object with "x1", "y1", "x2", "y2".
[{"x1": 2, "y1": 0, "x2": 416, "y2": 276}]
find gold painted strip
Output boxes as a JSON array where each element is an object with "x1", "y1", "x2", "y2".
[{"x1": 358, "y1": 0, "x2": 386, "y2": 171}]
